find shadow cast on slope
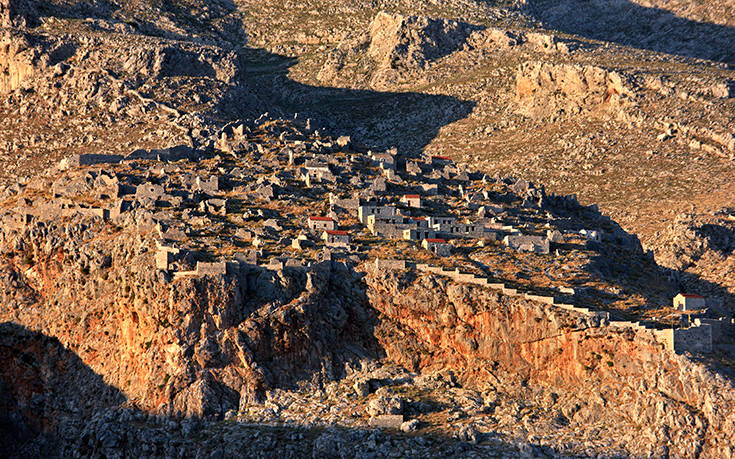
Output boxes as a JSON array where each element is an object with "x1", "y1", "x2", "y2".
[
  {"x1": 230, "y1": 47, "x2": 477, "y2": 158},
  {"x1": 0, "y1": 322, "x2": 126, "y2": 458},
  {"x1": 525, "y1": 0, "x2": 735, "y2": 65},
  {"x1": 540, "y1": 192, "x2": 735, "y2": 316},
  {"x1": 0, "y1": 323, "x2": 558, "y2": 458}
]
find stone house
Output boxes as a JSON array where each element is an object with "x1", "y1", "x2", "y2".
[
  {"x1": 422, "y1": 238, "x2": 452, "y2": 256},
  {"x1": 401, "y1": 194, "x2": 421, "y2": 208},
  {"x1": 308, "y1": 216, "x2": 336, "y2": 231},
  {"x1": 503, "y1": 234, "x2": 550, "y2": 254},
  {"x1": 366, "y1": 214, "x2": 403, "y2": 237},
  {"x1": 673, "y1": 293, "x2": 706, "y2": 311},
  {"x1": 367, "y1": 215, "x2": 429, "y2": 239},
  {"x1": 433, "y1": 220, "x2": 485, "y2": 239},
  {"x1": 305, "y1": 161, "x2": 331, "y2": 176},
  {"x1": 358, "y1": 205, "x2": 397, "y2": 224},
  {"x1": 403, "y1": 228, "x2": 437, "y2": 241},
  {"x1": 329, "y1": 193, "x2": 360, "y2": 210},
  {"x1": 408, "y1": 216, "x2": 429, "y2": 228},
  {"x1": 322, "y1": 230, "x2": 350, "y2": 248},
  {"x1": 428, "y1": 216, "x2": 455, "y2": 228},
  {"x1": 304, "y1": 161, "x2": 336, "y2": 183}
]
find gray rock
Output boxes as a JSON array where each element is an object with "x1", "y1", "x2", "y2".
[
  {"x1": 400, "y1": 419, "x2": 420, "y2": 433},
  {"x1": 367, "y1": 394, "x2": 404, "y2": 416}
]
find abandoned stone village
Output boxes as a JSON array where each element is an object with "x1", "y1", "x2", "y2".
[
  {"x1": 4, "y1": 0, "x2": 735, "y2": 455},
  {"x1": 1, "y1": 115, "x2": 731, "y2": 364}
]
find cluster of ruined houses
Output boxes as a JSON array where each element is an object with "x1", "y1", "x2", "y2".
[
  {"x1": 304, "y1": 193, "x2": 599, "y2": 258},
  {"x1": 306, "y1": 192, "x2": 576, "y2": 257},
  {"x1": 5, "y1": 123, "x2": 729, "y2": 356},
  {"x1": 261, "y1": 138, "x2": 604, "y2": 257},
  {"x1": 0, "y1": 117, "x2": 614, "y2": 281},
  {"x1": 3, "y1": 142, "x2": 605, "y2": 265}
]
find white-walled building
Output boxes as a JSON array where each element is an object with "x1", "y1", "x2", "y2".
[
  {"x1": 401, "y1": 194, "x2": 422, "y2": 208},
  {"x1": 673, "y1": 293, "x2": 706, "y2": 311}
]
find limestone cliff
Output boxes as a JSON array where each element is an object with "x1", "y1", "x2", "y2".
[
  {"x1": 2, "y1": 211, "x2": 735, "y2": 456},
  {"x1": 0, "y1": 31, "x2": 42, "y2": 93},
  {"x1": 365, "y1": 267, "x2": 735, "y2": 457},
  {"x1": 515, "y1": 61, "x2": 636, "y2": 119},
  {"x1": 0, "y1": 217, "x2": 379, "y2": 421}
]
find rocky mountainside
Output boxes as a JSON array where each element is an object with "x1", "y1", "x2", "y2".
[{"x1": 1, "y1": 0, "x2": 735, "y2": 457}]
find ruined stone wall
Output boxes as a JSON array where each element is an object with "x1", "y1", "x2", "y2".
[
  {"x1": 384, "y1": 259, "x2": 714, "y2": 353},
  {"x1": 674, "y1": 325, "x2": 713, "y2": 353}
]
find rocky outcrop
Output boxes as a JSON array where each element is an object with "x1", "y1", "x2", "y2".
[
  {"x1": 0, "y1": 31, "x2": 43, "y2": 93},
  {"x1": 366, "y1": 12, "x2": 475, "y2": 72},
  {"x1": 526, "y1": 0, "x2": 735, "y2": 64},
  {"x1": 646, "y1": 211, "x2": 735, "y2": 309},
  {"x1": 0, "y1": 0, "x2": 35, "y2": 29},
  {"x1": 0, "y1": 322, "x2": 125, "y2": 458},
  {"x1": 118, "y1": 44, "x2": 246, "y2": 85},
  {"x1": 70, "y1": 409, "x2": 517, "y2": 458},
  {"x1": 515, "y1": 61, "x2": 636, "y2": 118},
  {"x1": 318, "y1": 11, "x2": 478, "y2": 89}
]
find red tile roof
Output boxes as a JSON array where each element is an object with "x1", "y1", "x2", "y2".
[
  {"x1": 424, "y1": 238, "x2": 447, "y2": 243},
  {"x1": 680, "y1": 293, "x2": 704, "y2": 298},
  {"x1": 410, "y1": 217, "x2": 427, "y2": 221},
  {"x1": 309, "y1": 216, "x2": 333, "y2": 221},
  {"x1": 325, "y1": 230, "x2": 347, "y2": 235},
  {"x1": 404, "y1": 194, "x2": 420, "y2": 199},
  {"x1": 431, "y1": 155, "x2": 451, "y2": 161}
]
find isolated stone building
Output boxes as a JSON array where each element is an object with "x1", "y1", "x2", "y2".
[{"x1": 673, "y1": 293, "x2": 706, "y2": 312}]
